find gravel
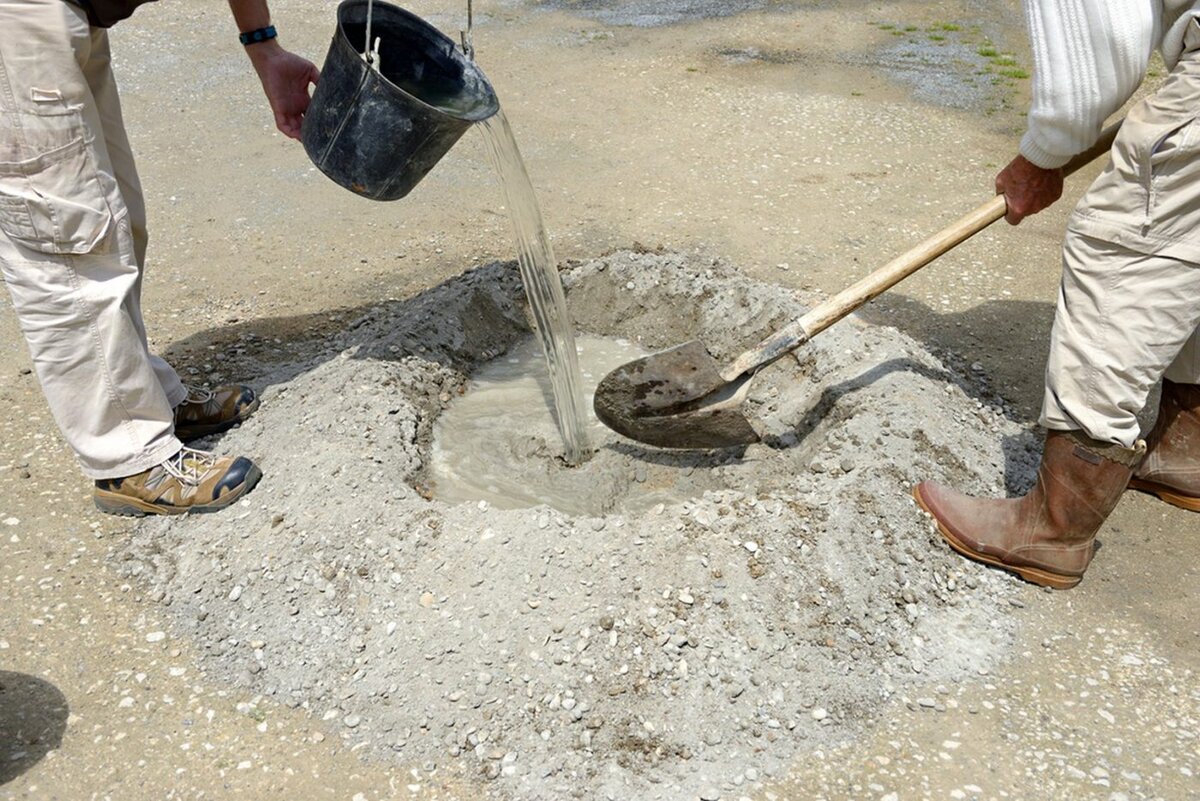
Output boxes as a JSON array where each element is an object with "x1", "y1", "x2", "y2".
[{"x1": 116, "y1": 251, "x2": 1037, "y2": 800}]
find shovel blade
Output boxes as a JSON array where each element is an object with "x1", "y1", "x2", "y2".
[{"x1": 593, "y1": 340, "x2": 760, "y2": 449}]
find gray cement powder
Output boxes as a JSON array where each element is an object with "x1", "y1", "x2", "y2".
[{"x1": 118, "y1": 252, "x2": 1038, "y2": 800}]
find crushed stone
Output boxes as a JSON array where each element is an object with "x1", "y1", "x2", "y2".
[{"x1": 117, "y1": 251, "x2": 1038, "y2": 800}]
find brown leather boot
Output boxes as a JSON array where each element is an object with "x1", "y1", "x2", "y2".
[
  {"x1": 913, "y1": 430, "x2": 1143, "y2": 589},
  {"x1": 1129, "y1": 379, "x2": 1200, "y2": 512}
]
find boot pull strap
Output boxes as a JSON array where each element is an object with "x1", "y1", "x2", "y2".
[{"x1": 1066, "y1": 430, "x2": 1146, "y2": 468}]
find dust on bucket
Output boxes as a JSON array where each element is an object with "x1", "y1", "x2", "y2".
[{"x1": 302, "y1": 0, "x2": 499, "y2": 201}]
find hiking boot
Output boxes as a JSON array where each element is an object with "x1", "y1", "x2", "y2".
[
  {"x1": 1129, "y1": 379, "x2": 1200, "y2": 512},
  {"x1": 94, "y1": 447, "x2": 262, "y2": 516},
  {"x1": 913, "y1": 430, "x2": 1143, "y2": 589},
  {"x1": 174, "y1": 384, "x2": 259, "y2": 442}
]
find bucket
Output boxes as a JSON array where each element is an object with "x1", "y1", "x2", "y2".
[{"x1": 301, "y1": 0, "x2": 499, "y2": 201}]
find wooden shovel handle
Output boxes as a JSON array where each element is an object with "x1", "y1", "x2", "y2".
[{"x1": 722, "y1": 119, "x2": 1123, "y2": 381}]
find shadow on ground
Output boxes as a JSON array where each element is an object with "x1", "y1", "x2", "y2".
[
  {"x1": 0, "y1": 671, "x2": 69, "y2": 786},
  {"x1": 857, "y1": 293, "x2": 1057, "y2": 416},
  {"x1": 159, "y1": 285, "x2": 1059, "y2": 431}
]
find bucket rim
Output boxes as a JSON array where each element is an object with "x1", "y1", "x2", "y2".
[{"x1": 333, "y1": 0, "x2": 500, "y2": 123}]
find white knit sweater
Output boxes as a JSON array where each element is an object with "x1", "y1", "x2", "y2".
[{"x1": 1021, "y1": 0, "x2": 1200, "y2": 168}]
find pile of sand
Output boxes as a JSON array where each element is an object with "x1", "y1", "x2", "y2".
[{"x1": 118, "y1": 252, "x2": 1036, "y2": 800}]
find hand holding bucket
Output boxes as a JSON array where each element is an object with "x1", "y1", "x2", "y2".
[{"x1": 301, "y1": 0, "x2": 499, "y2": 201}]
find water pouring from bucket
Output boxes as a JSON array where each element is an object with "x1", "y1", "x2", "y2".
[{"x1": 303, "y1": 0, "x2": 592, "y2": 465}]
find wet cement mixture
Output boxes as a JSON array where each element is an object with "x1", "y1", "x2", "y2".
[{"x1": 117, "y1": 251, "x2": 1040, "y2": 800}]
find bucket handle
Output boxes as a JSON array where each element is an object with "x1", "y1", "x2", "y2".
[
  {"x1": 461, "y1": 0, "x2": 475, "y2": 60},
  {"x1": 362, "y1": 0, "x2": 475, "y2": 65},
  {"x1": 362, "y1": 0, "x2": 383, "y2": 71}
]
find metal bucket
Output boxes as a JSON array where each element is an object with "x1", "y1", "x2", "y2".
[{"x1": 301, "y1": 0, "x2": 499, "y2": 201}]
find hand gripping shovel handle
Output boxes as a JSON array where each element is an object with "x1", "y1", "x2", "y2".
[{"x1": 721, "y1": 120, "x2": 1124, "y2": 383}]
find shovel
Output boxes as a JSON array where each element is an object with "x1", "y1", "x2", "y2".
[{"x1": 594, "y1": 122, "x2": 1122, "y2": 449}]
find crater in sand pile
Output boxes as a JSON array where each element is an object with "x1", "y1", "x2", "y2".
[
  {"x1": 429, "y1": 334, "x2": 741, "y2": 516},
  {"x1": 119, "y1": 252, "x2": 1039, "y2": 801}
]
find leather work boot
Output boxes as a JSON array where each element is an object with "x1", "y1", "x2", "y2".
[
  {"x1": 94, "y1": 447, "x2": 262, "y2": 516},
  {"x1": 913, "y1": 430, "x2": 1143, "y2": 589},
  {"x1": 174, "y1": 384, "x2": 259, "y2": 442},
  {"x1": 1128, "y1": 379, "x2": 1200, "y2": 512}
]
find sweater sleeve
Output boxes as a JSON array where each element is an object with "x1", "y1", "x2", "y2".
[{"x1": 1020, "y1": 0, "x2": 1155, "y2": 168}]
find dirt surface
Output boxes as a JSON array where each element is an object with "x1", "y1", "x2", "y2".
[{"x1": 1, "y1": 1, "x2": 1197, "y2": 800}]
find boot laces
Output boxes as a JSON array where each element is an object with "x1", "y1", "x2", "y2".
[
  {"x1": 183, "y1": 384, "x2": 215, "y2": 405},
  {"x1": 161, "y1": 447, "x2": 218, "y2": 486}
]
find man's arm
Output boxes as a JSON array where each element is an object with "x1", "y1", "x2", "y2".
[
  {"x1": 999, "y1": 0, "x2": 1154, "y2": 224},
  {"x1": 228, "y1": 0, "x2": 320, "y2": 140}
]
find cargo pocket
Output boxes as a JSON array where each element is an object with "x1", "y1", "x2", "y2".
[
  {"x1": 0, "y1": 109, "x2": 113, "y2": 255},
  {"x1": 1143, "y1": 114, "x2": 1200, "y2": 229},
  {"x1": 1148, "y1": 116, "x2": 1197, "y2": 174}
]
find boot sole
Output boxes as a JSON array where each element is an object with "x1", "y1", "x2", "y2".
[
  {"x1": 912, "y1": 487, "x2": 1082, "y2": 590},
  {"x1": 1127, "y1": 478, "x2": 1200, "y2": 512},
  {"x1": 175, "y1": 398, "x2": 262, "y2": 443},
  {"x1": 94, "y1": 465, "x2": 263, "y2": 517}
]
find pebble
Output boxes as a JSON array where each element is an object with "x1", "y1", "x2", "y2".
[
  {"x1": 228, "y1": 585, "x2": 244, "y2": 602},
  {"x1": 811, "y1": 708, "x2": 828, "y2": 721},
  {"x1": 743, "y1": 541, "x2": 759, "y2": 554},
  {"x1": 699, "y1": 788, "x2": 721, "y2": 801}
]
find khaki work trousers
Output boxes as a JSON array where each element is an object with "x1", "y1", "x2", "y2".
[
  {"x1": 0, "y1": 0, "x2": 185, "y2": 479},
  {"x1": 1042, "y1": 20, "x2": 1200, "y2": 448}
]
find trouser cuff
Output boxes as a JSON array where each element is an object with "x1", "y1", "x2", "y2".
[{"x1": 81, "y1": 435, "x2": 183, "y2": 480}]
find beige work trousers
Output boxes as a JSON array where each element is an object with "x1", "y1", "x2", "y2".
[
  {"x1": 0, "y1": 0, "x2": 185, "y2": 479},
  {"x1": 1042, "y1": 19, "x2": 1200, "y2": 448}
]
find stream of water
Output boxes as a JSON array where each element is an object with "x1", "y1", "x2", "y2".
[
  {"x1": 430, "y1": 335, "x2": 654, "y2": 514},
  {"x1": 477, "y1": 109, "x2": 590, "y2": 464}
]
